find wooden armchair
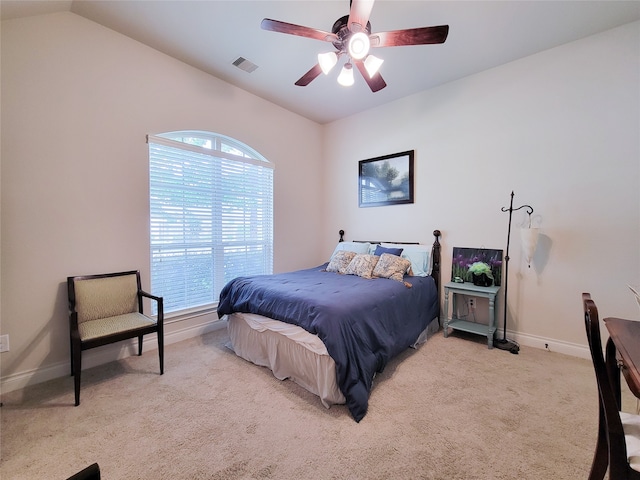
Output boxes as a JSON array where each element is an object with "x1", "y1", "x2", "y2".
[{"x1": 67, "y1": 270, "x2": 164, "y2": 406}]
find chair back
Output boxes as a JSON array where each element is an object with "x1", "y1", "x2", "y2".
[
  {"x1": 582, "y1": 292, "x2": 630, "y2": 475},
  {"x1": 69, "y1": 271, "x2": 141, "y2": 325}
]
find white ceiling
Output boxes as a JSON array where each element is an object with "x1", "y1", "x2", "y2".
[{"x1": 3, "y1": 0, "x2": 639, "y2": 124}]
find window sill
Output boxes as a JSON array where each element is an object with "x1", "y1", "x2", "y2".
[{"x1": 163, "y1": 304, "x2": 219, "y2": 325}]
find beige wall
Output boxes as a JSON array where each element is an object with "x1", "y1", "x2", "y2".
[
  {"x1": 1, "y1": 11, "x2": 638, "y2": 394},
  {"x1": 0, "y1": 12, "x2": 324, "y2": 392},
  {"x1": 322, "y1": 21, "x2": 640, "y2": 353}
]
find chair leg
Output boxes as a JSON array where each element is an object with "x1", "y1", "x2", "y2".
[
  {"x1": 158, "y1": 331, "x2": 164, "y2": 375},
  {"x1": 138, "y1": 335, "x2": 143, "y2": 356},
  {"x1": 70, "y1": 338, "x2": 75, "y2": 376},
  {"x1": 588, "y1": 403, "x2": 608, "y2": 480},
  {"x1": 73, "y1": 343, "x2": 82, "y2": 406}
]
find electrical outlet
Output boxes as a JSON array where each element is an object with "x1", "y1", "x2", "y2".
[
  {"x1": 0, "y1": 334, "x2": 9, "y2": 353},
  {"x1": 468, "y1": 298, "x2": 475, "y2": 309}
]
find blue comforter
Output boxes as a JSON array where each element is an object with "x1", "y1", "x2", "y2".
[{"x1": 217, "y1": 264, "x2": 439, "y2": 422}]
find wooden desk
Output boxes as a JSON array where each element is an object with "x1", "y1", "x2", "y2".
[{"x1": 604, "y1": 317, "x2": 640, "y2": 401}]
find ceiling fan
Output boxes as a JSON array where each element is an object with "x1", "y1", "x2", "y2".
[{"x1": 261, "y1": 0, "x2": 449, "y2": 92}]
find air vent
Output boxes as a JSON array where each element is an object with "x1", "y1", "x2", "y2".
[{"x1": 232, "y1": 57, "x2": 258, "y2": 73}]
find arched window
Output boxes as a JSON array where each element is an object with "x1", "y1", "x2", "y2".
[{"x1": 147, "y1": 131, "x2": 273, "y2": 314}]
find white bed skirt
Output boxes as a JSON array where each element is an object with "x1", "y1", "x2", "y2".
[{"x1": 225, "y1": 312, "x2": 440, "y2": 409}]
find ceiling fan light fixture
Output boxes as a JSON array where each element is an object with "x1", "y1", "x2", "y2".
[
  {"x1": 337, "y1": 63, "x2": 354, "y2": 86},
  {"x1": 347, "y1": 32, "x2": 370, "y2": 60},
  {"x1": 318, "y1": 51, "x2": 338, "y2": 75},
  {"x1": 261, "y1": 1, "x2": 450, "y2": 93},
  {"x1": 364, "y1": 54, "x2": 384, "y2": 77}
]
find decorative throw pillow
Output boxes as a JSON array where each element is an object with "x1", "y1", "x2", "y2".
[
  {"x1": 326, "y1": 250, "x2": 357, "y2": 274},
  {"x1": 373, "y1": 245, "x2": 404, "y2": 257},
  {"x1": 373, "y1": 253, "x2": 412, "y2": 282},
  {"x1": 345, "y1": 254, "x2": 379, "y2": 279}
]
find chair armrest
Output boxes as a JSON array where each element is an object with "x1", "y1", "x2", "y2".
[
  {"x1": 139, "y1": 290, "x2": 164, "y2": 323},
  {"x1": 139, "y1": 290, "x2": 161, "y2": 302}
]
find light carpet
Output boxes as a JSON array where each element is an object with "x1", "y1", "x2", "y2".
[{"x1": 0, "y1": 324, "x2": 631, "y2": 479}]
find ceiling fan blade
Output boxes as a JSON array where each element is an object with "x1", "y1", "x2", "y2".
[
  {"x1": 354, "y1": 60, "x2": 386, "y2": 92},
  {"x1": 295, "y1": 63, "x2": 324, "y2": 87},
  {"x1": 370, "y1": 25, "x2": 449, "y2": 47},
  {"x1": 348, "y1": 0, "x2": 375, "y2": 33},
  {"x1": 261, "y1": 18, "x2": 338, "y2": 43}
]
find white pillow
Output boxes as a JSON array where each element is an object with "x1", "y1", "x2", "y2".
[
  {"x1": 331, "y1": 241, "x2": 371, "y2": 260},
  {"x1": 381, "y1": 243, "x2": 432, "y2": 276}
]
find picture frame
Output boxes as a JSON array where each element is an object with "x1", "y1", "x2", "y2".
[
  {"x1": 358, "y1": 150, "x2": 414, "y2": 207},
  {"x1": 451, "y1": 247, "x2": 504, "y2": 286}
]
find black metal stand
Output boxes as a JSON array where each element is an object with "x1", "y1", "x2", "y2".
[
  {"x1": 496, "y1": 191, "x2": 533, "y2": 355},
  {"x1": 494, "y1": 337, "x2": 520, "y2": 353}
]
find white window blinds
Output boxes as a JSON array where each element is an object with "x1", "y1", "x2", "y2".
[{"x1": 148, "y1": 132, "x2": 273, "y2": 314}]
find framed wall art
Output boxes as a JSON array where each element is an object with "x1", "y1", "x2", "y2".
[
  {"x1": 451, "y1": 247, "x2": 504, "y2": 286},
  {"x1": 358, "y1": 150, "x2": 414, "y2": 207}
]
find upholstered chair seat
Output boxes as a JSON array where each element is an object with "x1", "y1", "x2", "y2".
[{"x1": 78, "y1": 313, "x2": 156, "y2": 341}]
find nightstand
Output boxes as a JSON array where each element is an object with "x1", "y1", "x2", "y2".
[{"x1": 443, "y1": 281, "x2": 501, "y2": 349}]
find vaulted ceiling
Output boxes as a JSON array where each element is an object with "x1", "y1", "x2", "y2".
[{"x1": 2, "y1": 0, "x2": 639, "y2": 124}]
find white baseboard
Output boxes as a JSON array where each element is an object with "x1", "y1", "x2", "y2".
[
  {"x1": 0, "y1": 318, "x2": 226, "y2": 395},
  {"x1": 508, "y1": 330, "x2": 590, "y2": 359}
]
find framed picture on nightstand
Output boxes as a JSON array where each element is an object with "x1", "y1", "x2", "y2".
[{"x1": 451, "y1": 247, "x2": 504, "y2": 286}]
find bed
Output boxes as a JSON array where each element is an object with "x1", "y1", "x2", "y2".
[{"x1": 217, "y1": 230, "x2": 442, "y2": 422}]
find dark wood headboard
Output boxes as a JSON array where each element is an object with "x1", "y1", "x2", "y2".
[{"x1": 338, "y1": 229, "x2": 442, "y2": 310}]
